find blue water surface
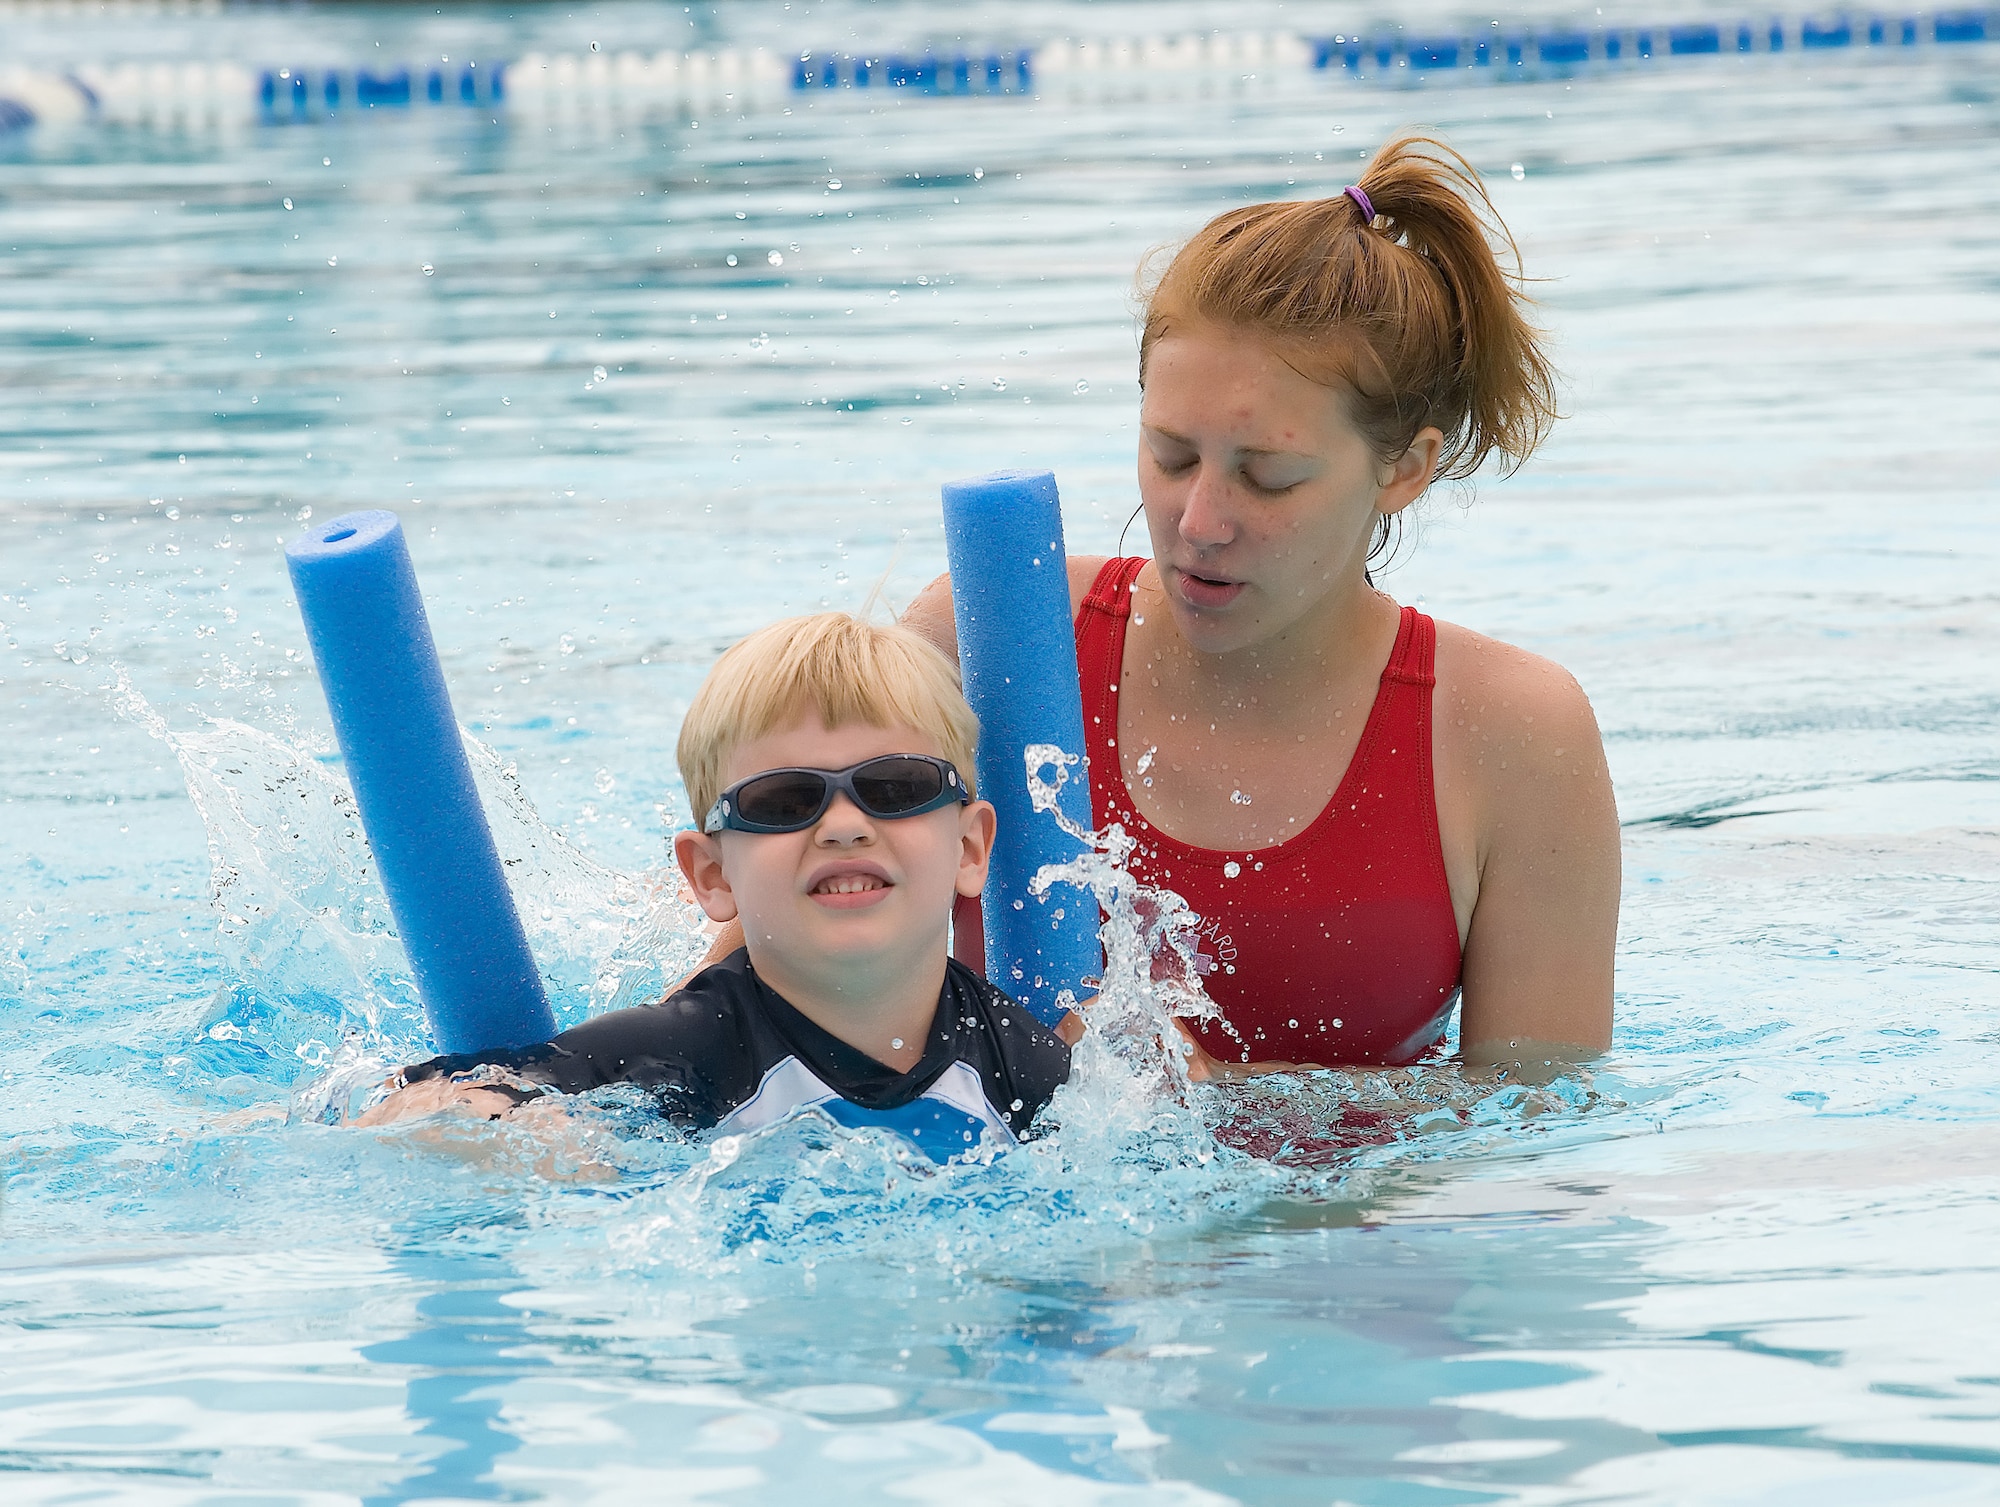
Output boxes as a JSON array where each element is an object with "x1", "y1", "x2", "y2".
[{"x1": 5, "y1": 2, "x2": 2000, "y2": 1502}]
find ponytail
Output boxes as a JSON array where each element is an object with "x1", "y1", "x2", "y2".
[{"x1": 1139, "y1": 133, "x2": 1558, "y2": 482}]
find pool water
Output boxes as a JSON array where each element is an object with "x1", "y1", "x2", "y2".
[{"x1": 6, "y1": 2, "x2": 2000, "y2": 1502}]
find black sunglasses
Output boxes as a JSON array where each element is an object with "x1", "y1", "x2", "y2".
[{"x1": 704, "y1": 754, "x2": 970, "y2": 835}]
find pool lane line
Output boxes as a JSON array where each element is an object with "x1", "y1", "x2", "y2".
[{"x1": 1, "y1": 9, "x2": 1994, "y2": 133}]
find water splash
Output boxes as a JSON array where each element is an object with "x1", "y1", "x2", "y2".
[
  {"x1": 111, "y1": 671, "x2": 709, "y2": 1097},
  {"x1": 1023, "y1": 740, "x2": 1219, "y2": 1081}
]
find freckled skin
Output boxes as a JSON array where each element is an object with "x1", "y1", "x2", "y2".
[{"x1": 908, "y1": 327, "x2": 1618, "y2": 1070}]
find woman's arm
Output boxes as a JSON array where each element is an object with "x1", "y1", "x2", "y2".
[{"x1": 1446, "y1": 646, "x2": 1620, "y2": 1068}]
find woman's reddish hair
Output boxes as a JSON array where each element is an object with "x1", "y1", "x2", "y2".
[{"x1": 1140, "y1": 133, "x2": 1558, "y2": 482}]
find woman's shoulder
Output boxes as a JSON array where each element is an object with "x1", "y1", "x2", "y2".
[
  {"x1": 1065, "y1": 554, "x2": 1117, "y2": 611},
  {"x1": 907, "y1": 555, "x2": 1129, "y2": 657},
  {"x1": 1428, "y1": 616, "x2": 1609, "y2": 787}
]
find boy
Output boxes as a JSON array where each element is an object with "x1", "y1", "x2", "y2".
[{"x1": 357, "y1": 612, "x2": 1071, "y2": 1155}]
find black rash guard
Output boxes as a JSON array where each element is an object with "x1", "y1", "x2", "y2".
[{"x1": 405, "y1": 948, "x2": 1071, "y2": 1156}]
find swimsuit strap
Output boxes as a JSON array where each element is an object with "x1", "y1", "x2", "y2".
[
  {"x1": 1080, "y1": 555, "x2": 1147, "y2": 621},
  {"x1": 1379, "y1": 605, "x2": 1437, "y2": 689}
]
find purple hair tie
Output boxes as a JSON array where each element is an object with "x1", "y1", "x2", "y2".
[{"x1": 1344, "y1": 184, "x2": 1375, "y2": 225}]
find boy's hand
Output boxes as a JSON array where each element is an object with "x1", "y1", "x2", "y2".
[{"x1": 351, "y1": 1074, "x2": 542, "y2": 1127}]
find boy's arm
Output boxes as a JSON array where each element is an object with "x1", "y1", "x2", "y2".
[
  {"x1": 351, "y1": 1072, "x2": 545, "y2": 1127},
  {"x1": 354, "y1": 986, "x2": 724, "y2": 1128}
]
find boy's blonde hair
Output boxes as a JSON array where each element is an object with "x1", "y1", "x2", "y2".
[{"x1": 677, "y1": 612, "x2": 980, "y2": 824}]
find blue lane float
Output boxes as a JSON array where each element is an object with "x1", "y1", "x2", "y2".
[
  {"x1": 941, "y1": 470, "x2": 1102, "y2": 1027},
  {"x1": 1310, "y1": 8, "x2": 1993, "y2": 75},
  {"x1": 285, "y1": 511, "x2": 555, "y2": 1056},
  {"x1": 259, "y1": 61, "x2": 504, "y2": 122}
]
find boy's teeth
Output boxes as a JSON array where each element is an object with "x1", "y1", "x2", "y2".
[{"x1": 816, "y1": 875, "x2": 885, "y2": 895}]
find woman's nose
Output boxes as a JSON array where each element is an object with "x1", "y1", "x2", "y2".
[{"x1": 1178, "y1": 465, "x2": 1236, "y2": 549}]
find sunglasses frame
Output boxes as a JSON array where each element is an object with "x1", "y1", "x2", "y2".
[{"x1": 703, "y1": 753, "x2": 971, "y2": 835}]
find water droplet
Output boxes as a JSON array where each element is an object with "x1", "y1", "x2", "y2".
[
  {"x1": 734, "y1": 210, "x2": 746, "y2": 220},
  {"x1": 422, "y1": 263, "x2": 434, "y2": 276},
  {"x1": 974, "y1": 167, "x2": 984, "y2": 179},
  {"x1": 594, "y1": 768, "x2": 615, "y2": 796},
  {"x1": 1223, "y1": 861, "x2": 1242, "y2": 878},
  {"x1": 165, "y1": 506, "x2": 180, "y2": 520},
  {"x1": 294, "y1": 505, "x2": 312, "y2": 522},
  {"x1": 1332, "y1": 1018, "x2": 1343, "y2": 1029},
  {"x1": 207, "y1": 1021, "x2": 241, "y2": 1041},
  {"x1": 1511, "y1": 161, "x2": 1526, "y2": 180},
  {"x1": 726, "y1": 254, "x2": 738, "y2": 266},
  {"x1": 282, "y1": 197, "x2": 293, "y2": 210},
  {"x1": 1010, "y1": 1098, "x2": 1023, "y2": 1111},
  {"x1": 559, "y1": 634, "x2": 576, "y2": 655},
  {"x1": 590, "y1": 40, "x2": 600, "y2": 51},
  {"x1": 1073, "y1": 379, "x2": 1089, "y2": 395},
  {"x1": 326, "y1": 256, "x2": 337, "y2": 267},
  {"x1": 890, "y1": 1037, "x2": 904, "y2": 1051},
  {"x1": 322, "y1": 156, "x2": 331, "y2": 166},
  {"x1": 767, "y1": 249, "x2": 784, "y2": 266},
  {"x1": 827, "y1": 177, "x2": 842, "y2": 190},
  {"x1": 991, "y1": 377, "x2": 1007, "y2": 391},
  {"x1": 1288, "y1": 1019, "x2": 1298, "y2": 1029},
  {"x1": 1332, "y1": 124, "x2": 1345, "y2": 135},
  {"x1": 1229, "y1": 789, "x2": 1252, "y2": 805}
]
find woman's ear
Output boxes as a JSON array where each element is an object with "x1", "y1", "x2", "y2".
[
  {"x1": 955, "y1": 800, "x2": 998, "y2": 898},
  {"x1": 673, "y1": 830, "x2": 740, "y2": 923},
  {"x1": 1377, "y1": 425, "x2": 1445, "y2": 517}
]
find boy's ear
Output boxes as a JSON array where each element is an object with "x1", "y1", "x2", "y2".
[
  {"x1": 955, "y1": 799, "x2": 997, "y2": 898},
  {"x1": 673, "y1": 830, "x2": 740, "y2": 924}
]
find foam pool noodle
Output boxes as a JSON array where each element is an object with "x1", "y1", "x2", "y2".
[
  {"x1": 941, "y1": 470, "x2": 1103, "y2": 1025},
  {"x1": 285, "y1": 510, "x2": 556, "y2": 1055}
]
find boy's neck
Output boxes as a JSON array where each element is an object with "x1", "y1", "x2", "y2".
[{"x1": 747, "y1": 934, "x2": 948, "y2": 1074}]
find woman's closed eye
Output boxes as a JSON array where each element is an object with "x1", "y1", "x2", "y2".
[{"x1": 1241, "y1": 457, "x2": 1317, "y2": 494}]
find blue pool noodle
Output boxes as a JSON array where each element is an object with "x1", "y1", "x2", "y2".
[
  {"x1": 285, "y1": 511, "x2": 555, "y2": 1055},
  {"x1": 941, "y1": 470, "x2": 1102, "y2": 1025}
]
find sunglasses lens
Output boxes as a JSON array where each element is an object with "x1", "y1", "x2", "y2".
[
  {"x1": 850, "y1": 756, "x2": 947, "y2": 816},
  {"x1": 732, "y1": 770, "x2": 830, "y2": 829}
]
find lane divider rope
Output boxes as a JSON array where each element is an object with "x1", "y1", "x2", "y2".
[{"x1": 2, "y1": 10, "x2": 1992, "y2": 132}]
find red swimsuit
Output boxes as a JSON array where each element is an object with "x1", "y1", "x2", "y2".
[{"x1": 1074, "y1": 558, "x2": 1464, "y2": 1066}]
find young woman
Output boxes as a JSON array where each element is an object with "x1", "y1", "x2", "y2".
[{"x1": 907, "y1": 134, "x2": 1619, "y2": 1075}]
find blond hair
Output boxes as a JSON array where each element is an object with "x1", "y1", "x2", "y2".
[{"x1": 676, "y1": 612, "x2": 980, "y2": 823}]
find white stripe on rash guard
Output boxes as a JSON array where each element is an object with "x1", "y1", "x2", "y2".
[
  {"x1": 919, "y1": 1060, "x2": 1016, "y2": 1143},
  {"x1": 716, "y1": 1055, "x2": 1017, "y2": 1153},
  {"x1": 718, "y1": 1055, "x2": 842, "y2": 1133}
]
